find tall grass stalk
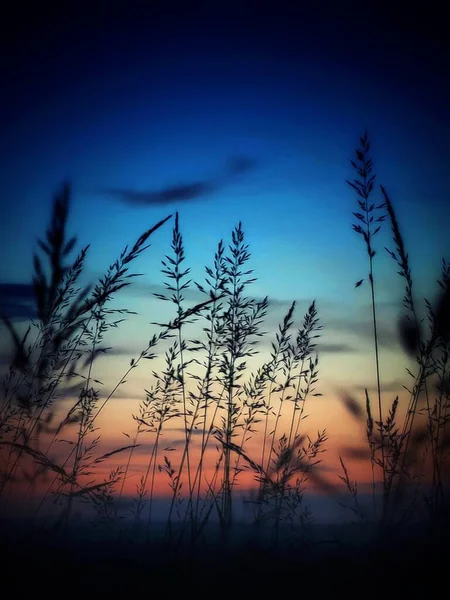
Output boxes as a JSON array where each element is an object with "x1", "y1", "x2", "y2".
[
  {"x1": 0, "y1": 186, "x2": 185, "y2": 527},
  {"x1": 347, "y1": 131, "x2": 387, "y2": 516},
  {"x1": 380, "y1": 184, "x2": 449, "y2": 523}
]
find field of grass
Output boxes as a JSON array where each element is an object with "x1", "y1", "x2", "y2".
[{"x1": 1, "y1": 132, "x2": 449, "y2": 588}]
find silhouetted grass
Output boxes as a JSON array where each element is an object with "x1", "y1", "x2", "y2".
[{"x1": 1, "y1": 134, "x2": 449, "y2": 582}]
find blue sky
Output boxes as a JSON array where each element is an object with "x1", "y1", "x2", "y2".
[{"x1": 0, "y1": 3, "x2": 449, "y2": 419}]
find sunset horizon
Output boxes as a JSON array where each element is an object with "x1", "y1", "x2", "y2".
[{"x1": 1, "y1": 2, "x2": 449, "y2": 593}]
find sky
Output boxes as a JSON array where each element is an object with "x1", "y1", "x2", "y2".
[{"x1": 0, "y1": 2, "x2": 449, "y2": 505}]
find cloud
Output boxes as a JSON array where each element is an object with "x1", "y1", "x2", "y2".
[
  {"x1": 123, "y1": 280, "x2": 209, "y2": 305},
  {"x1": 102, "y1": 155, "x2": 258, "y2": 207},
  {"x1": 317, "y1": 342, "x2": 357, "y2": 354},
  {"x1": 326, "y1": 315, "x2": 399, "y2": 350},
  {"x1": 0, "y1": 282, "x2": 37, "y2": 320},
  {"x1": 105, "y1": 180, "x2": 216, "y2": 207},
  {"x1": 225, "y1": 156, "x2": 259, "y2": 176},
  {"x1": 352, "y1": 379, "x2": 408, "y2": 394},
  {"x1": 166, "y1": 427, "x2": 205, "y2": 437}
]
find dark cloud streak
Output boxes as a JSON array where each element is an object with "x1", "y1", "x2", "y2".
[
  {"x1": 106, "y1": 180, "x2": 216, "y2": 207},
  {"x1": 326, "y1": 316, "x2": 399, "y2": 350},
  {"x1": 317, "y1": 342, "x2": 357, "y2": 354},
  {"x1": 0, "y1": 283, "x2": 37, "y2": 320},
  {"x1": 102, "y1": 155, "x2": 258, "y2": 207},
  {"x1": 226, "y1": 156, "x2": 259, "y2": 176}
]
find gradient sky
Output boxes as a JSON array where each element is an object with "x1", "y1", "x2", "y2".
[{"x1": 1, "y1": 3, "x2": 449, "y2": 500}]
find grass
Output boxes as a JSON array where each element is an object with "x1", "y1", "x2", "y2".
[{"x1": 1, "y1": 134, "x2": 449, "y2": 587}]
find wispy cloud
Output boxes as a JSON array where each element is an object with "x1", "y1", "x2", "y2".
[
  {"x1": 326, "y1": 315, "x2": 399, "y2": 350},
  {"x1": 0, "y1": 282, "x2": 36, "y2": 320},
  {"x1": 317, "y1": 342, "x2": 357, "y2": 354},
  {"x1": 352, "y1": 379, "x2": 408, "y2": 394},
  {"x1": 105, "y1": 181, "x2": 216, "y2": 207},
  {"x1": 225, "y1": 156, "x2": 258, "y2": 176},
  {"x1": 102, "y1": 155, "x2": 259, "y2": 207}
]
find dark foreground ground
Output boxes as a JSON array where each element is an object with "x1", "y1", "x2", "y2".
[{"x1": 1, "y1": 518, "x2": 448, "y2": 595}]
